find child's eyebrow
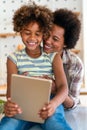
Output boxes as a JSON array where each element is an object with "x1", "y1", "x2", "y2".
[
  {"x1": 23, "y1": 28, "x2": 30, "y2": 31},
  {"x1": 23, "y1": 28, "x2": 42, "y2": 33}
]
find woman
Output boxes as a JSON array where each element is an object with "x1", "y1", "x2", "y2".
[
  {"x1": 43, "y1": 8, "x2": 84, "y2": 109},
  {"x1": 29, "y1": 8, "x2": 84, "y2": 130}
]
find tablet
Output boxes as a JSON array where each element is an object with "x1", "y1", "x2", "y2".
[{"x1": 11, "y1": 74, "x2": 52, "y2": 123}]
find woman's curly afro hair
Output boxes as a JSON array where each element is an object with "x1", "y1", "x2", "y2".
[
  {"x1": 13, "y1": 3, "x2": 53, "y2": 38},
  {"x1": 53, "y1": 9, "x2": 81, "y2": 49}
]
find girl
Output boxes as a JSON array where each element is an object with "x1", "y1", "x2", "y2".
[{"x1": 0, "y1": 3, "x2": 72, "y2": 130}]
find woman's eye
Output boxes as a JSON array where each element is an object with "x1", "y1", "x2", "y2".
[{"x1": 53, "y1": 37, "x2": 59, "y2": 41}]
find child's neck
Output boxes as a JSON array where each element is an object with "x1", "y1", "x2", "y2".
[{"x1": 25, "y1": 48, "x2": 41, "y2": 58}]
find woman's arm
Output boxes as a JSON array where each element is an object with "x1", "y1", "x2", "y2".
[{"x1": 63, "y1": 58, "x2": 84, "y2": 109}]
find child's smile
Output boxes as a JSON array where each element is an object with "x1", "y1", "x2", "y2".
[{"x1": 26, "y1": 40, "x2": 38, "y2": 49}]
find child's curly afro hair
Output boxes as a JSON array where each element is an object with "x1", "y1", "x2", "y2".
[{"x1": 13, "y1": 3, "x2": 53, "y2": 38}]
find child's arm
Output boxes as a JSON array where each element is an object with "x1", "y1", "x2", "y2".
[
  {"x1": 51, "y1": 53, "x2": 68, "y2": 106},
  {"x1": 4, "y1": 58, "x2": 22, "y2": 117},
  {"x1": 7, "y1": 58, "x2": 18, "y2": 98},
  {"x1": 39, "y1": 53, "x2": 68, "y2": 119}
]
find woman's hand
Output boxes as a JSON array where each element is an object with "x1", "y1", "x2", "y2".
[
  {"x1": 4, "y1": 98, "x2": 22, "y2": 117},
  {"x1": 21, "y1": 73, "x2": 57, "y2": 94},
  {"x1": 39, "y1": 75, "x2": 57, "y2": 94}
]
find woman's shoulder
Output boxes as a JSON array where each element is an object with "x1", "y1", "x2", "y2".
[
  {"x1": 64, "y1": 49, "x2": 84, "y2": 69},
  {"x1": 65, "y1": 49, "x2": 83, "y2": 63}
]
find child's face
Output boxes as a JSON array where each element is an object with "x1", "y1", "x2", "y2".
[{"x1": 21, "y1": 22, "x2": 43, "y2": 51}]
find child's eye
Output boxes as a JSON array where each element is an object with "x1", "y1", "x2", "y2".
[
  {"x1": 35, "y1": 32, "x2": 41, "y2": 36},
  {"x1": 22, "y1": 30, "x2": 31, "y2": 35},
  {"x1": 24, "y1": 32, "x2": 31, "y2": 35}
]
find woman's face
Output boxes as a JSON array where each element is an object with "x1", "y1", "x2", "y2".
[{"x1": 44, "y1": 24, "x2": 65, "y2": 54}]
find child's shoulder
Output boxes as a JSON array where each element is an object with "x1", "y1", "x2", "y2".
[
  {"x1": 8, "y1": 48, "x2": 26, "y2": 60},
  {"x1": 11, "y1": 48, "x2": 25, "y2": 55},
  {"x1": 46, "y1": 52, "x2": 58, "y2": 63}
]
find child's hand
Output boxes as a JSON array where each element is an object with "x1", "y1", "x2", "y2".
[
  {"x1": 38, "y1": 104, "x2": 48, "y2": 120},
  {"x1": 4, "y1": 98, "x2": 22, "y2": 117},
  {"x1": 38, "y1": 101, "x2": 56, "y2": 120}
]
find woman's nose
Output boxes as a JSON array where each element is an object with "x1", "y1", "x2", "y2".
[{"x1": 45, "y1": 37, "x2": 52, "y2": 44}]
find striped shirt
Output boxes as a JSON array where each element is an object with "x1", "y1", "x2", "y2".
[{"x1": 8, "y1": 48, "x2": 56, "y2": 78}]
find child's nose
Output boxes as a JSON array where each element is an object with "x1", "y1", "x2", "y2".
[{"x1": 30, "y1": 34, "x2": 36, "y2": 40}]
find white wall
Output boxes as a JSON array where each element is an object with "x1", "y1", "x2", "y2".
[{"x1": 0, "y1": 0, "x2": 83, "y2": 85}]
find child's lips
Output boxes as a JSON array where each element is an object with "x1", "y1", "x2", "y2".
[
  {"x1": 27, "y1": 42, "x2": 36, "y2": 46},
  {"x1": 29, "y1": 42, "x2": 35, "y2": 45}
]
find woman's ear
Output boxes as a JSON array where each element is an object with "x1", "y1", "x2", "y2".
[{"x1": 63, "y1": 45, "x2": 67, "y2": 48}]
